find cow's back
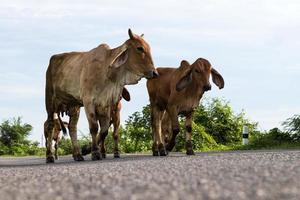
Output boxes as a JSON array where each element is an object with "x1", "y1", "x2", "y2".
[{"x1": 45, "y1": 51, "x2": 87, "y2": 111}]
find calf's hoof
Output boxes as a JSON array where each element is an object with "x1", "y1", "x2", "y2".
[
  {"x1": 158, "y1": 144, "x2": 167, "y2": 156},
  {"x1": 152, "y1": 150, "x2": 159, "y2": 156},
  {"x1": 101, "y1": 153, "x2": 106, "y2": 159},
  {"x1": 186, "y1": 141, "x2": 195, "y2": 155},
  {"x1": 91, "y1": 151, "x2": 101, "y2": 161},
  {"x1": 186, "y1": 149, "x2": 195, "y2": 155},
  {"x1": 114, "y1": 152, "x2": 120, "y2": 158},
  {"x1": 46, "y1": 156, "x2": 55, "y2": 163},
  {"x1": 81, "y1": 145, "x2": 91, "y2": 155},
  {"x1": 73, "y1": 154, "x2": 84, "y2": 161},
  {"x1": 55, "y1": 155, "x2": 58, "y2": 160}
]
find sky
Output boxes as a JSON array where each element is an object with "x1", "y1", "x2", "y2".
[{"x1": 0, "y1": 0, "x2": 300, "y2": 143}]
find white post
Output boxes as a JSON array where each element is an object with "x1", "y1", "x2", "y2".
[{"x1": 242, "y1": 126, "x2": 249, "y2": 145}]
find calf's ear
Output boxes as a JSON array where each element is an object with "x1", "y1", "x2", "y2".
[
  {"x1": 176, "y1": 69, "x2": 193, "y2": 92},
  {"x1": 111, "y1": 48, "x2": 128, "y2": 68},
  {"x1": 122, "y1": 87, "x2": 131, "y2": 101},
  {"x1": 211, "y1": 68, "x2": 224, "y2": 89}
]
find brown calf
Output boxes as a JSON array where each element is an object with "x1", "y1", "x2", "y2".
[
  {"x1": 44, "y1": 115, "x2": 68, "y2": 160},
  {"x1": 147, "y1": 58, "x2": 224, "y2": 156}
]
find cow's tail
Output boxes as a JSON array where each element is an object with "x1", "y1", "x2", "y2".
[{"x1": 58, "y1": 115, "x2": 68, "y2": 136}]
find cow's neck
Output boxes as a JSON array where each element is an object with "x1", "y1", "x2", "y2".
[{"x1": 109, "y1": 64, "x2": 142, "y2": 86}]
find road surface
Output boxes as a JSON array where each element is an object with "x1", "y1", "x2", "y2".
[{"x1": 0, "y1": 150, "x2": 299, "y2": 200}]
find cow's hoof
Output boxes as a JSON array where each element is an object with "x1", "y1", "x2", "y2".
[
  {"x1": 153, "y1": 150, "x2": 159, "y2": 156},
  {"x1": 186, "y1": 149, "x2": 195, "y2": 155},
  {"x1": 101, "y1": 153, "x2": 106, "y2": 159},
  {"x1": 73, "y1": 154, "x2": 84, "y2": 161},
  {"x1": 114, "y1": 152, "x2": 120, "y2": 158},
  {"x1": 158, "y1": 144, "x2": 167, "y2": 156},
  {"x1": 46, "y1": 156, "x2": 55, "y2": 163},
  {"x1": 91, "y1": 151, "x2": 101, "y2": 161},
  {"x1": 55, "y1": 156, "x2": 58, "y2": 160}
]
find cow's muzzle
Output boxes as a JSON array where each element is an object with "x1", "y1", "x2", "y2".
[
  {"x1": 145, "y1": 70, "x2": 159, "y2": 79},
  {"x1": 203, "y1": 84, "x2": 211, "y2": 91}
]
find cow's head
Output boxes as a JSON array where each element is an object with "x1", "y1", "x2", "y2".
[
  {"x1": 176, "y1": 58, "x2": 224, "y2": 92},
  {"x1": 110, "y1": 29, "x2": 158, "y2": 80}
]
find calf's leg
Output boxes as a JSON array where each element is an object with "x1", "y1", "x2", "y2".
[
  {"x1": 44, "y1": 115, "x2": 55, "y2": 163},
  {"x1": 151, "y1": 106, "x2": 166, "y2": 156},
  {"x1": 112, "y1": 114, "x2": 120, "y2": 158},
  {"x1": 165, "y1": 106, "x2": 180, "y2": 152},
  {"x1": 185, "y1": 114, "x2": 195, "y2": 155}
]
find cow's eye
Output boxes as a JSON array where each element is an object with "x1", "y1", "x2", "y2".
[
  {"x1": 137, "y1": 46, "x2": 144, "y2": 52},
  {"x1": 195, "y1": 69, "x2": 201, "y2": 73}
]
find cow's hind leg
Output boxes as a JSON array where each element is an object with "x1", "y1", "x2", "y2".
[
  {"x1": 44, "y1": 116, "x2": 55, "y2": 163},
  {"x1": 68, "y1": 106, "x2": 84, "y2": 161}
]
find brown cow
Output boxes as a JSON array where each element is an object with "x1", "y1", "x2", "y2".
[
  {"x1": 81, "y1": 88, "x2": 130, "y2": 158},
  {"x1": 44, "y1": 29, "x2": 158, "y2": 163},
  {"x1": 43, "y1": 115, "x2": 68, "y2": 160},
  {"x1": 147, "y1": 58, "x2": 224, "y2": 156}
]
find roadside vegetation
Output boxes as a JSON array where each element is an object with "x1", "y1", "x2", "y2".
[{"x1": 0, "y1": 98, "x2": 299, "y2": 156}]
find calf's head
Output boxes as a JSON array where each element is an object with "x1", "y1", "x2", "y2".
[
  {"x1": 110, "y1": 29, "x2": 158, "y2": 79},
  {"x1": 176, "y1": 58, "x2": 224, "y2": 92}
]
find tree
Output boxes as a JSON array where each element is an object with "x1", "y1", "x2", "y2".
[
  {"x1": 193, "y1": 98, "x2": 257, "y2": 144},
  {"x1": 120, "y1": 105, "x2": 152, "y2": 152},
  {"x1": 282, "y1": 114, "x2": 300, "y2": 141},
  {"x1": 0, "y1": 117, "x2": 33, "y2": 155}
]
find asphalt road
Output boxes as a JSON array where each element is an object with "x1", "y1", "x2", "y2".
[{"x1": 0, "y1": 150, "x2": 299, "y2": 200}]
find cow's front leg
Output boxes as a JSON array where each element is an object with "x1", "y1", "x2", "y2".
[
  {"x1": 44, "y1": 115, "x2": 55, "y2": 163},
  {"x1": 165, "y1": 106, "x2": 180, "y2": 152},
  {"x1": 151, "y1": 106, "x2": 166, "y2": 156},
  {"x1": 68, "y1": 106, "x2": 84, "y2": 161},
  {"x1": 185, "y1": 113, "x2": 195, "y2": 155},
  {"x1": 84, "y1": 104, "x2": 101, "y2": 161},
  {"x1": 98, "y1": 111, "x2": 111, "y2": 159}
]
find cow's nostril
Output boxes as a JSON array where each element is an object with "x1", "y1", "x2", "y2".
[
  {"x1": 146, "y1": 70, "x2": 159, "y2": 79},
  {"x1": 203, "y1": 85, "x2": 211, "y2": 91}
]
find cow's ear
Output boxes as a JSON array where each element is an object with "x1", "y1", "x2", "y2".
[
  {"x1": 176, "y1": 69, "x2": 193, "y2": 92},
  {"x1": 128, "y1": 29, "x2": 136, "y2": 39},
  {"x1": 180, "y1": 60, "x2": 190, "y2": 68},
  {"x1": 211, "y1": 68, "x2": 224, "y2": 89},
  {"x1": 122, "y1": 87, "x2": 131, "y2": 101},
  {"x1": 111, "y1": 49, "x2": 128, "y2": 68}
]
